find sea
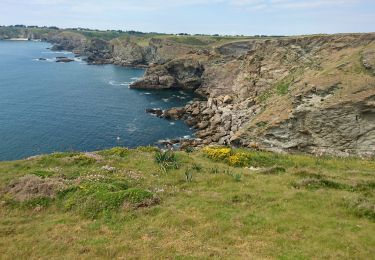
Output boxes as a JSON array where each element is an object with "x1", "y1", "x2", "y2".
[{"x1": 0, "y1": 40, "x2": 195, "y2": 161}]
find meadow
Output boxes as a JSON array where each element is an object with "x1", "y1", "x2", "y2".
[{"x1": 0, "y1": 147, "x2": 374, "y2": 259}]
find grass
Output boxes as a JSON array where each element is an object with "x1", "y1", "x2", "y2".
[{"x1": 0, "y1": 147, "x2": 374, "y2": 258}]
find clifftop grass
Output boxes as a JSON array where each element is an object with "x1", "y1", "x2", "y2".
[{"x1": 0, "y1": 147, "x2": 374, "y2": 258}]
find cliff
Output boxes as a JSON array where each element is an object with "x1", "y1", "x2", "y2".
[
  {"x1": 1, "y1": 26, "x2": 374, "y2": 156},
  {"x1": 133, "y1": 34, "x2": 375, "y2": 156}
]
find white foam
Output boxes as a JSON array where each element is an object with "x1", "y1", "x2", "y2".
[
  {"x1": 126, "y1": 123, "x2": 137, "y2": 133},
  {"x1": 109, "y1": 80, "x2": 131, "y2": 86}
]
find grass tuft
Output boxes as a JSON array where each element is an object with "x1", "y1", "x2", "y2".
[{"x1": 155, "y1": 150, "x2": 179, "y2": 172}]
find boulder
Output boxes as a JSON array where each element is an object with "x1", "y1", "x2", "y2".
[
  {"x1": 56, "y1": 57, "x2": 74, "y2": 63},
  {"x1": 163, "y1": 107, "x2": 185, "y2": 120},
  {"x1": 146, "y1": 108, "x2": 163, "y2": 117}
]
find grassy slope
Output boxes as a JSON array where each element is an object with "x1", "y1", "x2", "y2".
[{"x1": 0, "y1": 148, "x2": 374, "y2": 259}]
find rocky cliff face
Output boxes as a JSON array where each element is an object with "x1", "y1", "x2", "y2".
[
  {"x1": 136, "y1": 34, "x2": 375, "y2": 156},
  {"x1": 2, "y1": 27, "x2": 373, "y2": 156}
]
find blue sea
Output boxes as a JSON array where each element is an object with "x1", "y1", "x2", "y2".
[{"x1": 0, "y1": 41, "x2": 194, "y2": 161}]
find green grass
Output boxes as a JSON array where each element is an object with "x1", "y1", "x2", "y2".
[{"x1": 0, "y1": 147, "x2": 374, "y2": 258}]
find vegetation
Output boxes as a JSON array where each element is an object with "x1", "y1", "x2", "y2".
[{"x1": 0, "y1": 147, "x2": 374, "y2": 258}]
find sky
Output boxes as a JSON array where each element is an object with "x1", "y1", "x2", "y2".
[{"x1": 0, "y1": 0, "x2": 374, "y2": 35}]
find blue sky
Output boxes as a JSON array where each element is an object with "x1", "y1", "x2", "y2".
[{"x1": 0, "y1": 0, "x2": 374, "y2": 35}]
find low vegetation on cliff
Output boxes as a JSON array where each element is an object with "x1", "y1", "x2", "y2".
[{"x1": 0, "y1": 147, "x2": 374, "y2": 258}]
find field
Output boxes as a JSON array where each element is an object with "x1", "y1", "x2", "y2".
[{"x1": 0, "y1": 147, "x2": 374, "y2": 259}]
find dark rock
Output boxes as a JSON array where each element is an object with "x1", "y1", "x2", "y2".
[
  {"x1": 163, "y1": 107, "x2": 185, "y2": 120},
  {"x1": 146, "y1": 108, "x2": 163, "y2": 117},
  {"x1": 56, "y1": 57, "x2": 74, "y2": 63}
]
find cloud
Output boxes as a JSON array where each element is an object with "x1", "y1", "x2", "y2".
[{"x1": 3, "y1": 0, "x2": 364, "y2": 10}]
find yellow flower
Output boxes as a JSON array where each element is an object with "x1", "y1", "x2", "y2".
[{"x1": 202, "y1": 147, "x2": 231, "y2": 161}]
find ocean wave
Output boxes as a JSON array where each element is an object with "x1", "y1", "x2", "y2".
[
  {"x1": 42, "y1": 51, "x2": 72, "y2": 55},
  {"x1": 108, "y1": 80, "x2": 131, "y2": 86},
  {"x1": 126, "y1": 123, "x2": 137, "y2": 133},
  {"x1": 33, "y1": 58, "x2": 55, "y2": 62}
]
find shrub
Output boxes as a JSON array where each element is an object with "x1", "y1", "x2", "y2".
[
  {"x1": 345, "y1": 197, "x2": 375, "y2": 221},
  {"x1": 155, "y1": 151, "x2": 179, "y2": 172},
  {"x1": 123, "y1": 188, "x2": 154, "y2": 204},
  {"x1": 21, "y1": 197, "x2": 52, "y2": 209},
  {"x1": 71, "y1": 154, "x2": 96, "y2": 166},
  {"x1": 228, "y1": 152, "x2": 250, "y2": 167},
  {"x1": 233, "y1": 173, "x2": 242, "y2": 182},
  {"x1": 276, "y1": 82, "x2": 289, "y2": 95},
  {"x1": 6, "y1": 175, "x2": 66, "y2": 201},
  {"x1": 292, "y1": 177, "x2": 349, "y2": 190},
  {"x1": 202, "y1": 147, "x2": 231, "y2": 161},
  {"x1": 99, "y1": 147, "x2": 129, "y2": 157},
  {"x1": 57, "y1": 180, "x2": 155, "y2": 219},
  {"x1": 185, "y1": 147, "x2": 195, "y2": 153}
]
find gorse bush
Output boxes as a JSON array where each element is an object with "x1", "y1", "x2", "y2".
[
  {"x1": 202, "y1": 147, "x2": 231, "y2": 161},
  {"x1": 228, "y1": 152, "x2": 251, "y2": 167},
  {"x1": 155, "y1": 150, "x2": 179, "y2": 172},
  {"x1": 202, "y1": 147, "x2": 250, "y2": 167},
  {"x1": 202, "y1": 147, "x2": 302, "y2": 168}
]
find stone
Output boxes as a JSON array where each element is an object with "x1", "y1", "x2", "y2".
[
  {"x1": 197, "y1": 121, "x2": 209, "y2": 130},
  {"x1": 192, "y1": 108, "x2": 200, "y2": 116},
  {"x1": 223, "y1": 95, "x2": 233, "y2": 103},
  {"x1": 159, "y1": 75, "x2": 176, "y2": 87},
  {"x1": 210, "y1": 114, "x2": 221, "y2": 125},
  {"x1": 56, "y1": 57, "x2": 74, "y2": 63},
  {"x1": 163, "y1": 108, "x2": 185, "y2": 120},
  {"x1": 146, "y1": 108, "x2": 163, "y2": 117}
]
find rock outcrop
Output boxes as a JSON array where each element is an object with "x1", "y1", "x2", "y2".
[
  {"x1": 148, "y1": 34, "x2": 375, "y2": 156},
  {"x1": 130, "y1": 58, "x2": 205, "y2": 89}
]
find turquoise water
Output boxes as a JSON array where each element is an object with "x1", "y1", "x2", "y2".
[{"x1": 0, "y1": 41, "x2": 194, "y2": 161}]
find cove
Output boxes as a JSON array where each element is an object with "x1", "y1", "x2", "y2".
[{"x1": 0, "y1": 41, "x2": 195, "y2": 161}]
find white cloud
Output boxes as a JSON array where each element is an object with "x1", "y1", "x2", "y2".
[{"x1": 0, "y1": 0, "x2": 366, "y2": 13}]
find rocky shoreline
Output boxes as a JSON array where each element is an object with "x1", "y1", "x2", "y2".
[
  {"x1": 2, "y1": 27, "x2": 374, "y2": 156},
  {"x1": 138, "y1": 34, "x2": 375, "y2": 157}
]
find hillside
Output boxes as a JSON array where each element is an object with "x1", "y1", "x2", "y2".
[
  {"x1": 0, "y1": 147, "x2": 374, "y2": 258},
  {"x1": 133, "y1": 34, "x2": 375, "y2": 157}
]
